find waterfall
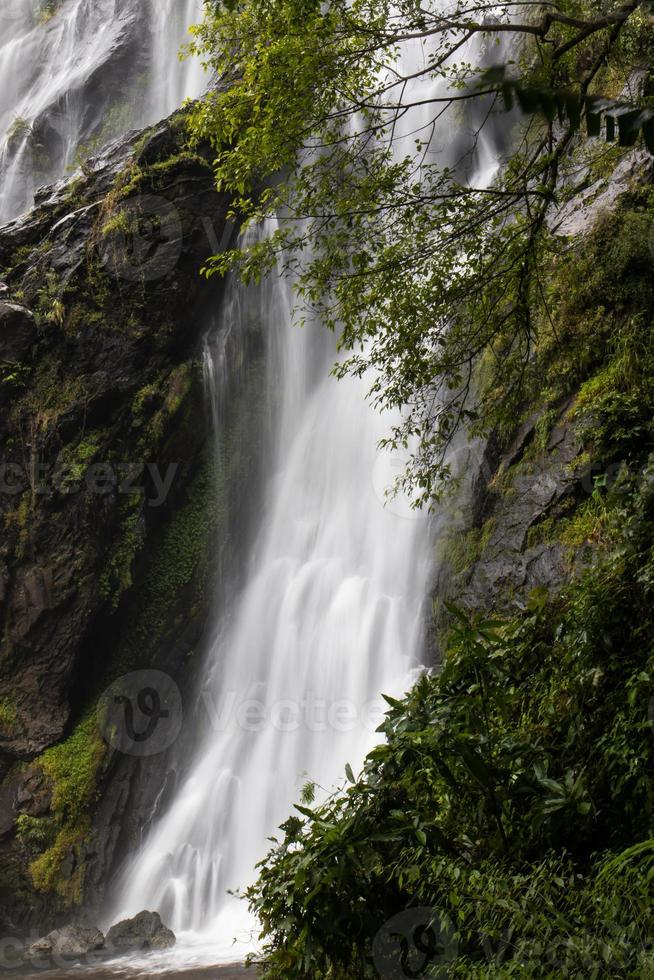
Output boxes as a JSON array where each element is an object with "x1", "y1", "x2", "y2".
[
  {"x1": 147, "y1": 0, "x2": 206, "y2": 124},
  {"x1": 108, "y1": 17, "x2": 507, "y2": 969},
  {"x1": 0, "y1": 0, "x2": 204, "y2": 223},
  {"x1": 111, "y1": 230, "x2": 434, "y2": 962},
  {"x1": 0, "y1": 2, "x2": 505, "y2": 965}
]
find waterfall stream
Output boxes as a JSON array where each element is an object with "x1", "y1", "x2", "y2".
[
  {"x1": 0, "y1": 0, "x2": 204, "y2": 222},
  {"x1": 108, "y1": 18, "x2": 501, "y2": 970},
  {"x1": 0, "y1": 3, "x2": 506, "y2": 969},
  {"x1": 111, "y1": 230, "x2": 434, "y2": 962}
]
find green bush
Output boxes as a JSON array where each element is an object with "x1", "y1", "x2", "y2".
[{"x1": 248, "y1": 457, "x2": 654, "y2": 978}]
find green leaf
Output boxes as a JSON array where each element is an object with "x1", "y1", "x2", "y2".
[{"x1": 294, "y1": 804, "x2": 315, "y2": 820}]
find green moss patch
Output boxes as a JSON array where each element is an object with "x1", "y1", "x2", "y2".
[
  {"x1": 0, "y1": 698, "x2": 18, "y2": 733},
  {"x1": 441, "y1": 517, "x2": 497, "y2": 574},
  {"x1": 28, "y1": 713, "x2": 106, "y2": 905}
]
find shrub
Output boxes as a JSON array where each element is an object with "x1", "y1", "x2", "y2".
[{"x1": 248, "y1": 457, "x2": 654, "y2": 977}]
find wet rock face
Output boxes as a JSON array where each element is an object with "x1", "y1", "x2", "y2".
[
  {"x1": 0, "y1": 114, "x2": 231, "y2": 765},
  {"x1": 551, "y1": 147, "x2": 654, "y2": 238},
  {"x1": 462, "y1": 410, "x2": 584, "y2": 611},
  {"x1": 0, "y1": 302, "x2": 37, "y2": 362},
  {"x1": 105, "y1": 910, "x2": 176, "y2": 951},
  {"x1": 433, "y1": 402, "x2": 589, "y2": 642}
]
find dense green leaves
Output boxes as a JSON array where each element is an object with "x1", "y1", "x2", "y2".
[
  {"x1": 187, "y1": 0, "x2": 653, "y2": 502},
  {"x1": 247, "y1": 458, "x2": 654, "y2": 976}
]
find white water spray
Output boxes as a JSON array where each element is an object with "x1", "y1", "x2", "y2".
[
  {"x1": 113, "y1": 235, "x2": 434, "y2": 961},
  {"x1": 111, "y1": 16, "x2": 507, "y2": 967},
  {"x1": 0, "y1": 0, "x2": 204, "y2": 222}
]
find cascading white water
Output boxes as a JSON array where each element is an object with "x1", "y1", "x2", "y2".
[
  {"x1": 0, "y1": 1, "x2": 506, "y2": 965},
  {"x1": 113, "y1": 232, "x2": 434, "y2": 962},
  {"x1": 0, "y1": 0, "x2": 204, "y2": 222},
  {"x1": 147, "y1": 0, "x2": 206, "y2": 123},
  {"x1": 110, "y1": 16, "x2": 508, "y2": 967}
]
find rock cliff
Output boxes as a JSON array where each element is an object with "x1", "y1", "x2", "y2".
[{"x1": 0, "y1": 113, "x2": 266, "y2": 932}]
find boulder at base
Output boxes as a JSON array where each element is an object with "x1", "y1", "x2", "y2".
[
  {"x1": 106, "y1": 910, "x2": 176, "y2": 952},
  {"x1": 28, "y1": 923, "x2": 105, "y2": 961}
]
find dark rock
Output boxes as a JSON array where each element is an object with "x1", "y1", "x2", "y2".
[
  {"x1": 0, "y1": 769, "x2": 21, "y2": 838},
  {"x1": 15, "y1": 766, "x2": 52, "y2": 817},
  {"x1": 28, "y1": 922, "x2": 105, "y2": 960},
  {"x1": 461, "y1": 415, "x2": 583, "y2": 611},
  {"x1": 0, "y1": 111, "x2": 233, "y2": 763},
  {"x1": 434, "y1": 404, "x2": 587, "y2": 644},
  {"x1": 0, "y1": 301, "x2": 36, "y2": 361},
  {"x1": 106, "y1": 910, "x2": 175, "y2": 952}
]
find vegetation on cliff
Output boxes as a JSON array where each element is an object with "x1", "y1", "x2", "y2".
[
  {"x1": 180, "y1": 0, "x2": 654, "y2": 972},
  {"x1": 242, "y1": 187, "x2": 654, "y2": 977},
  {"x1": 189, "y1": 0, "x2": 654, "y2": 504},
  {"x1": 23, "y1": 713, "x2": 106, "y2": 905}
]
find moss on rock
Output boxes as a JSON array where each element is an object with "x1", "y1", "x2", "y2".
[{"x1": 27, "y1": 713, "x2": 106, "y2": 905}]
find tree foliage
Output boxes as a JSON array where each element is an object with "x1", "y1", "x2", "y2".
[
  {"x1": 246, "y1": 451, "x2": 654, "y2": 976},
  {"x1": 188, "y1": 0, "x2": 653, "y2": 502},
  {"x1": 181, "y1": 4, "x2": 654, "y2": 974}
]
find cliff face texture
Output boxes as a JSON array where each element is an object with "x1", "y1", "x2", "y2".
[
  {"x1": 425, "y1": 148, "x2": 654, "y2": 673},
  {"x1": 0, "y1": 115, "x2": 268, "y2": 931}
]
